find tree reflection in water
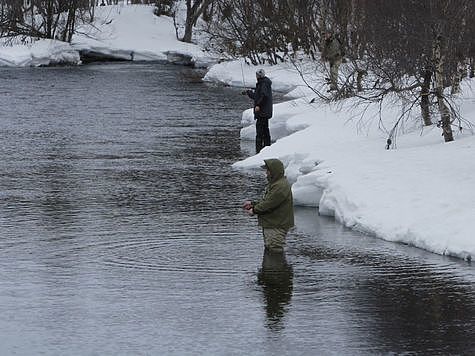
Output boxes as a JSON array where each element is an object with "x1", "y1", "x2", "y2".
[{"x1": 257, "y1": 250, "x2": 294, "y2": 330}]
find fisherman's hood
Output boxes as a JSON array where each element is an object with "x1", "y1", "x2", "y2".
[{"x1": 263, "y1": 159, "x2": 284, "y2": 182}]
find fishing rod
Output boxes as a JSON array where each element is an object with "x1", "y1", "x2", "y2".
[
  {"x1": 240, "y1": 60, "x2": 253, "y2": 97},
  {"x1": 241, "y1": 60, "x2": 247, "y2": 89}
]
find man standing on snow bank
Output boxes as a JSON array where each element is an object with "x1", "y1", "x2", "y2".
[
  {"x1": 243, "y1": 159, "x2": 294, "y2": 252},
  {"x1": 242, "y1": 69, "x2": 273, "y2": 153},
  {"x1": 321, "y1": 30, "x2": 344, "y2": 91}
]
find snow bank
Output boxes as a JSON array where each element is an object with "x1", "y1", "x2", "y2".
[
  {"x1": 0, "y1": 4, "x2": 210, "y2": 67},
  {"x1": 73, "y1": 5, "x2": 207, "y2": 64},
  {"x1": 0, "y1": 39, "x2": 80, "y2": 67},
  {"x1": 203, "y1": 58, "x2": 305, "y2": 93}
]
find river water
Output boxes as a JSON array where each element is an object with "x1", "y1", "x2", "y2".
[{"x1": 0, "y1": 63, "x2": 474, "y2": 355}]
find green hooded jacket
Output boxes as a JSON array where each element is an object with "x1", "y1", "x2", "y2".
[{"x1": 253, "y1": 159, "x2": 295, "y2": 229}]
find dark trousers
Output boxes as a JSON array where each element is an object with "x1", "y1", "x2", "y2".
[{"x1": 256, "y1": 117, "x2": 271, "y2": 153}]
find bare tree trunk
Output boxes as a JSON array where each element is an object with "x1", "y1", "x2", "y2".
[
  {"x1": 31, "y1": 0, "x2": 35, "y2": 33},
  {"x1": 182, "y1": 0, "x2": 194, "y2": 42},
  {"x1": 436, "y1": 92, "x2": 453, "y2": 142},
  {"x1": 64, "y1": 3, "x2": 77, "y2": 43},
  {"x1": 46, "y1": 0, "x2": 54, "y2": 38},
  {"x1": 318, "y1": 0, "x2": 329, "y2": 35},
  {"x1": 356, "y1": 68, "x2": 366, "y2": 92},
  {"x1": 433, "y1": 34, "x2": 453, "y2": 142},
  {"x1": 89, "y1": 0, "x2": 96, "y2": 22},
  {"x1": 182, "y1": 0, "x2": 211, "y2": 43},
  {"x1": 453, "y1": 59, "x2": 469, "y2": 94},
  {"x1": 420, "y1": 68, "x2": 432, "y2": 126}
]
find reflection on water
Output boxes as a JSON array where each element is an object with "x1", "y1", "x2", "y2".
[
  {"x1": 0, "y1": 63, "x2": 474, "y2": 355},
  {"x1": 257, "y1": 250, "x2": 293, "y2": 330},
  {"x1": 291, "y1": 208, "x2": 475, "y2": 354}
]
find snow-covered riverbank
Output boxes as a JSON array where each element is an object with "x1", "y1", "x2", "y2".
[
  {"x1": 2, "y1": 4, "x2": 475, "y2": 261},
  {"x1": 0, "y1": 5, "x2": 211, "y2": 67}
]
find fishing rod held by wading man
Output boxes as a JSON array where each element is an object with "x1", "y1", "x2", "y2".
[
  {"x1": 243, "y1": 158, "x2": 294, "y2": 253},
  {"x1": 241, "y1": 69, "x2": 273, "y2": 154}
]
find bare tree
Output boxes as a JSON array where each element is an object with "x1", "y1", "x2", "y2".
[
  {"x1": 182, "y1": 0, "x2": 213, "y2": 43},
  {"x1": 0, "y1": 0, "x2": 93, "y2": 43},
  {"x1": 334, "y1": 0, "x2": 475, "y2": 143},
  {"x1": 203, "y1": 0, "x2": 324, "y2": 64}
]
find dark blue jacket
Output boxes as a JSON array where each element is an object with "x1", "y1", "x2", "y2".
[{"x1": 246, "y1": 77, "x2": 273, "y2": 119}]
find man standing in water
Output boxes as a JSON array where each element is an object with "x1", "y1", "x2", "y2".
[
  {"x1": 243, "y1": 69, "x2": 273, "y2": 153},
  {"x1": 243, "y1": 159, "x2": 294, "y2": 252}
]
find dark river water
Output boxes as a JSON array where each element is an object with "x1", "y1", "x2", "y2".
[{"x1": 0, "y1": 62, "x2": 475, "y2": 355}]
